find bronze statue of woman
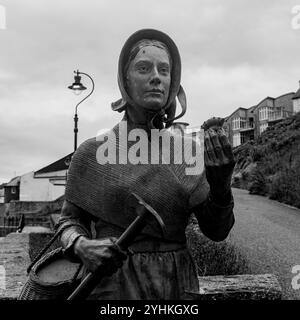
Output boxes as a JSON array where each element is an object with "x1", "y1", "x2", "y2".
[{"x1": 58, "y1": 29, "x2": 236, "y2": 299}]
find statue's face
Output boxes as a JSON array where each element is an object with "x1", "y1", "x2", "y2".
[{"x1": 126, "y1": 45, "x2": 171, "y2": 111}]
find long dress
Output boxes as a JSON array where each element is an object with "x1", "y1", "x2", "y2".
[{"x1": 58, "y1": 118, "x2": 235, "y2": 300}]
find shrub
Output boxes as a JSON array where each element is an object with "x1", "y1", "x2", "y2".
[
  {"x1": 249, "y1": 167, "x2": 268, "y2": 195},
  {"x1": 232, "y1": 111, "x2": 300, "y2": 208},
  {"x1": 250, "y1": 147, "x2": 263, "y2": 162},
  {"x1": 186, "y1": 216, "x2": 250, "y2": 276},
  {"x1": 269, "y1": 168, "x2": 300, "y2": 208}
]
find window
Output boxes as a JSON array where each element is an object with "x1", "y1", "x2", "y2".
[
  {"x1": 233, "y1": 133, "x2": 241, "y2": 147},
  {"x1": 293, "y1": 99, "x2": 300, "y2": 113},
  {"x1": 259, "y1": 106, "x2": 274, "y2": 120},
  {"x1": 259, "y1": 107, "x2": 267, "y2": 120},
  {"x1": 232, "y1": 117, "x2": 241, "y2": 130},
  {"x1": 240, "y1": 118, "x2": 247, "y2": 129},
  {"x1": 232, "y1": 116, "x2": 248, "y2": 130},
  {"x1": 241, "y1": 132, "x2": 247, "y2": 144}
]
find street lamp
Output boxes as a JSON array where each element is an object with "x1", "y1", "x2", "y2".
[{"x1": 68, "y1": 70, "x2": 95, "y2": 152}]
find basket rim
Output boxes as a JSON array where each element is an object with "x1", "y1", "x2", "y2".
[{"x1": 29, "y1": 247, "x2": 81, "y2": 287}]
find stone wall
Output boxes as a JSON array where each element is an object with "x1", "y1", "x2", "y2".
[
  {"x1": 0, "y1": 195, "x2": 64, "y2": 236},
  {"x1": 0, "y1": 230, "x2": 282, "y2": 300}
]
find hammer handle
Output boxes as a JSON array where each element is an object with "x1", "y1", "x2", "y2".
[{"x1": 67, "y1": 207, "x2": 147, "y2": 300}]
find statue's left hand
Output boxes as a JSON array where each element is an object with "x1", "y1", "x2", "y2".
[{"x1": 204, "y1": 127, "x2": 236, "y2": 202}]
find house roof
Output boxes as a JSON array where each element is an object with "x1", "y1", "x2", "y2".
[
  {"x1": 293, "y1": 88, "x2": 300, "y2": 100},
  {"x1": 35, "y1": 152, "x2": 74, "y2": 175},
  {"x1": 251, "y1": 96, "x2": 275, "y2": 112},
  {"x1": 252, "y1": 93, "x2": 296, "y2": 112},
  {"x1": 247, "y1": 105, "x2": 256, "y2": 113},
  {"x1": 226, "y1": 88, "x2": 298, "y2": 120},
  {"x1": 0, "y1": 183, "x2": 6, "y2": 189},
  {"x1": 225, "y1": 107, "x2": 248, "y2": 121},
  {"x1": 5, "y1": 176, "x2": 21, "y2": 187},
  {"x1": 275, "y1": 92, "x2": 295, "y2": 100}
]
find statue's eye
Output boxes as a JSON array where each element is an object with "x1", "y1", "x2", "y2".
[
  {"x1": 159, "y1": 65, "x2": 170, "y2": 75},
  {"x1": 136, "y1": 63, "x2": 149, "y2": 73}
]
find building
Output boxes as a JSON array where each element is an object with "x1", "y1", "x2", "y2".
[
  {"x1": 19, "y1": 153, "x2": 73, "y2": 201},
  {"x1": 292, "y1": 81, "x2": 300, "y2": 113},
  {"x1": 224, "y1": 106, "x2": 256, "y2": 148},
  {"x1": 224, "y1": 81, "x2": 300, "y2": 147},
  {"x1": 2, "y1": 153, "x2": 72, "y2": 203},
  {"x1": 0, "y1": 183, "x2": 5, "y2": 203},
  {"x1": 3, "y1": 176, "x2": 20, "y2": 203}
]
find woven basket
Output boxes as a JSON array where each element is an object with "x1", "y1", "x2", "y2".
[{"x1": 18, "y1": 247, "x2": 82, "y2": 300}]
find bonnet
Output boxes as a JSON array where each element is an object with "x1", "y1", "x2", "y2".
[{"x1": 111, "y1": 29, "x2": 187, "y2": 129}]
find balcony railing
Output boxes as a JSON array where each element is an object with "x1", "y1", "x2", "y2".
[
  {"x1": 267, "y1": 110, "x2": 295, "y2": 122},
  {"x1": 239, "y1": 122, "x2": 255, "y2": 131},
  {"x1": 268, "y1": 111, "x2": 283, "y2": 122}
]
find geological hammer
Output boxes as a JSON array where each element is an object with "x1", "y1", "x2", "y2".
[{"x1": 67, "y1": 193, "x2": 166, "y2": 300}]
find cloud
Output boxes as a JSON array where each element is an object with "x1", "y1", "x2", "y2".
[
  {"x1": 0, "y1": 0, "x2": 299, "y2": 182},
  {"x1": 182, "y1": 64, "x2": 299, "y2": 126}
]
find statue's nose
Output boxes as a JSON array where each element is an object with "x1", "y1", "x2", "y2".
[
  {"x1": 149, "y1": 67, "x2": 161, "y2": 86},
  {"x1": 150, "y1": 77, "x2": 161, "y2": 86}
]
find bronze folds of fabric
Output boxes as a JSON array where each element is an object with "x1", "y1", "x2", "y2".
[{"x1": 65, "y1": 122, "x2": 208, "y2": 243}]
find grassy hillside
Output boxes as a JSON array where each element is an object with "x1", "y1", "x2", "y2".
[{"x1": 232, "y1": 112, "x2": 300, "y2": 208}]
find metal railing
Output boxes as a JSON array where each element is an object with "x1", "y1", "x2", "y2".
[
  {"x1": 268, "y1": 110, "x2": 295, "y2": 122},
  {"x1": 268, "y1": 111, "x2": 284, "y2": 122},
  {"x1": 0, "y1": 216, "x2": 19, "y2": 237},
  {"x1": 240, "y1": 121, "x2": 255, "y2": 131}
]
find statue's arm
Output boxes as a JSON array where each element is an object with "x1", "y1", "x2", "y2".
[
  {"x1": 189, "y1": 172, "x2": 235, "y2": 242},
  {"x1": 188, "y1": 123, "x2": 235, "y2": 241},
  {"x1": 57, "y1": 199, "x2": 93, "y2": 261},
  {"x1": 192, "y1": 190, "x2": 235, "y2": 242}
]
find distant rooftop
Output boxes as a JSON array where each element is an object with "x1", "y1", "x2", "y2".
[
  {"x1": 293, "y1": 88, "x2": 300, "y2": 100},
  {"x1": 35, "y1": 152, "x2": 73, "y2": 175},
  {"x1": 5, "y1": 176, "x2": 21, "y2": 187},
  {"x1": 226, "y1": 91, "x2": 297, "y2": 120}
]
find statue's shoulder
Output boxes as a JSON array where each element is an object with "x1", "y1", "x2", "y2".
[{"x1": 76, "y1": 137, "x2": 97, "y2": 154}]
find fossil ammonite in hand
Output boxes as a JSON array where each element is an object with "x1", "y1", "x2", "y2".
[{"x1": 201, "y1": 117, "x2": 225, "y2": 131}]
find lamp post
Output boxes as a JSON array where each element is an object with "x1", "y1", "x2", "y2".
[{"x1": 68, "y1": 70, "x2": 95, "y2": 152}]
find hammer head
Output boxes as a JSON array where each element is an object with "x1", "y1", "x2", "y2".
[{"x1": 131, "y1": 193, "x2": 166, "y2": 239}]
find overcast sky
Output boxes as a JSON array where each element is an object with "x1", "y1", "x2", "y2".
[{"x1": 0, "y1": 0, "x2": 299, "y2": 183}]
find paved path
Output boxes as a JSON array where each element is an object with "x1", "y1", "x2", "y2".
[
  {"x1": 230, "y1": 188, "x2": 300, "y2": 300},
  {"x1": 0, "y1": 233, "x2": 30, "y2": 299}
]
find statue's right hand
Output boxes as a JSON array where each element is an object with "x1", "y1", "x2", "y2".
[{"x1": 74, "y1": 236, "x2": 127, "y2": 275}]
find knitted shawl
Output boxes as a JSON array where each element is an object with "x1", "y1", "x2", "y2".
[{"x1": 65, "y1": 121, "x2": 208, "y2": 243}]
